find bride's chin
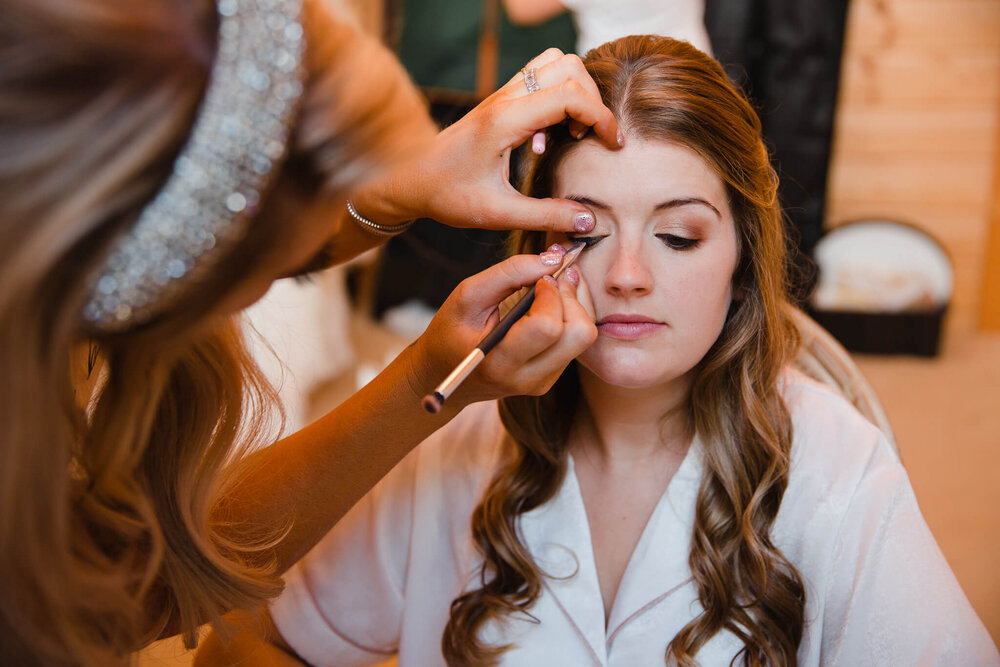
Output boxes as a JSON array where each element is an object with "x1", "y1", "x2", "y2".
[{"x1": 577, "y1": 363, "x2": 664, "y2": 391}]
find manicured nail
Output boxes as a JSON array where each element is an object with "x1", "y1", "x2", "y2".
[
  {"x1": 547, "y1": 242, "x2": 566, "y2": 254},
  {"x1": 542, "y1": 275, "x2": 558, "y2": 286},
  {"x1": 540, "y1": 250, "x2": 563, "y2": 266},
  {"x1": 576, "y1": 127, "x2": 587, "y2": 140},
  {"x1": 532, "y1": 130, "x2": 546, "y2": 154},
  {"x1": 617, "y1": 129, "x2": 625, "y2": 147},
  {"x1": 565, "y1": 266, "x2": 580, "y2": 286},
  {"x1": 574, "y1": 211, "x2": 595, "y2": 232}
]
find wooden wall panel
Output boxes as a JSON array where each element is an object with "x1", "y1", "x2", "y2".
[
  {"x1": 982, "y1": 99, "x2": 1000, "y2": 329},
  {"x1": 834, "y1": 107, "x2": 995, "y2": 154},
  {"x1": 849, "y1": 0, "x2": 1000, "y2": 50},
  {"x1": 839, "y1": 54, "x2": 1000, "y2": 105},
  {"x1": 826, "y1": 0, "x2": 1000, "y2": 335},
  {"x1": 829, "y1": 154, "x2": 994, "y2": 205}
]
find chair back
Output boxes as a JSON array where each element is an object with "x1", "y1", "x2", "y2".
[{"x1": 788, "y1": 306, "x2": 899, "y2": 457}]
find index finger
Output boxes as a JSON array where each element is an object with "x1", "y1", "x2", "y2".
[
  {"x1": 502, "y1": 79, "x2": 620, "y2": 150},
  {"x1": 504, "y1": 48, "x2": 566, "y2": 86},
  {"x1": 453, "y1": 252, "x2": 567, "y2": 317}
]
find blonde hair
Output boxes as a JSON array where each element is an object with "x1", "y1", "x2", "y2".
[
  {"x1": 443, "y1": 36, "x2": 804, "y2": 666},
  {"x1": 0, "y1": 0, "x2": 429, "y2": 662}
]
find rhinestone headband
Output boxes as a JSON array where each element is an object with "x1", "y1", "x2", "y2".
[{"x1": 82, "y1": 0, "x2": 306, "y2": 332}]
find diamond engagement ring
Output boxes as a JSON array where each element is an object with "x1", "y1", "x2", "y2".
[{"x1": 522, "y1": 66, "x2": 540, "y2": 94}]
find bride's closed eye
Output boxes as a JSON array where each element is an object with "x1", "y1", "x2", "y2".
[
  {"x1": 569, "y1": 235, "x2": 606, "y2": 249},
  {"x1": 570, "y1": 233, "x2": 700, "y2": 251},
  {"x1": 657, "y1": 233, "x2": 700, "y2": 250}
]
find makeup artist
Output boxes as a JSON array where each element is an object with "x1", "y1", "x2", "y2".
[{"x1": 0, "y1": 0, "x2": 619, "y2": 663}]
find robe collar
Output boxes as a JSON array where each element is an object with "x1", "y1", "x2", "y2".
[{"x1": 517, "y1": 435, "x2": 704, "y2": 663}]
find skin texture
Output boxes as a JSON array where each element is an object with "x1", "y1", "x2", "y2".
[
  {"x1": 350, "y1": 49, "x2": 621, "y2": 235},
  {"x1": 551, "y1": 138, "x2": 739, "y2": 394},
  {"x1": 501, "y1": 0, "x2": 567, "y2": 26},
  {"x1": 547, "y1": 137, "x2": 740, "y2": 619}
]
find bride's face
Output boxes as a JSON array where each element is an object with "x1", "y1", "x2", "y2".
[{"x1": 548, "y1": 137, "x2": 739, "y2": 391}]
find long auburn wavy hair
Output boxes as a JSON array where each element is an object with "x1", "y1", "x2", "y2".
[
  {"x1": 443, "y1": 36, "x2": 805, "y2": 665},
  {"x1": 0, "y1": 0, "x2": 428, "y2": 663}
]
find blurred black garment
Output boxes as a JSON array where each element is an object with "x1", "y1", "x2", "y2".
[
  {"x1": 704, "y1": 0, "x2": 850, "y2": 302},
  {"x1": 370, "y1": 99, "x2": 495, "y2": 319},
  {"x1": 371, "y1": 0, "x2": 575, "y2": 318}
]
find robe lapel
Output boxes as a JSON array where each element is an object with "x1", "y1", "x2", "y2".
[
  {"x1": 518, "y1": 457, "x2": 608, "y2": 667},
  {"x1": 605, "y1": 436, "x2": 704, "y2": 645}
]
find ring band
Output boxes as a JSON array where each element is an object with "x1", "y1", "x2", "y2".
[
  {"x1": 522, "y1": 67, "x2": 540, "y2": 94},
  {"x1": 346, "y1": 200, "x2": 414, "y2": 237}
]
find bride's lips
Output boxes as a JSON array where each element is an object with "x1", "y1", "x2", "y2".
[{"x1": 596, "y1": 314, "x2": 665, "y2": 340}]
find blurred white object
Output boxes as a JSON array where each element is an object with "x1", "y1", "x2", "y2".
[
  {"x1": 561, "y1": 0, "x2": 712, "y2": 55},
  {"x1": 789, "y1": 306, "x2": 896, "y2": 453},
  {"x1": 812, "y1": 221, "x2": 952, "y2": 313},
  {"x1": 382, "y1": 299, "x2": 435, "y2": 339},
  {"x1": 244, "y1": 268, "x2": 355, "y2": 434}
]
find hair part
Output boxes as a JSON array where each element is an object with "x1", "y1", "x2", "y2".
[{"x1": 443, "y1": 35, "x2": 804, "y2": 666}]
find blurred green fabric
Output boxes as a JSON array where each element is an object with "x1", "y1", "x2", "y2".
[{"x1": 395, "y1": 0, "x2": 575, "y2": 96}]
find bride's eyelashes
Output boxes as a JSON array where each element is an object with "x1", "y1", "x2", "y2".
[
  {"x1": 569, "y1": 235, "x2": 606, "y2": 249},
  {"x1": 568, "y1": 234, "x2": 701, "y2": 251},
  {"x1": 657, "y1": 233, "x2": 700, "y2": 250}
]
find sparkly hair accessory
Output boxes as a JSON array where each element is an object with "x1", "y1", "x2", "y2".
[{"x1": 83, "y1": 0, "x2": 306, "y2": 332}]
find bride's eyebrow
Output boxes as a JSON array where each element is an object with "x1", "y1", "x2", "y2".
[
  {"x1": 564, "y1": 194, "x2": 609, "y2": 211},
  {"x1": 564, "y1": 194, "x2": 721, "y2": 219},
  {"x1": 654, "y1": 197, "x2": 721, "y2": 219}
]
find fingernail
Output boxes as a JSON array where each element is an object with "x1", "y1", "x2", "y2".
[
  {"x1": 565, "y1": 267, "x2": 580, "y2": 286},
  {"x1": 540, "y1": 250, "x2": 562, "y2": 266},
  {"x1": 542, "y1": 275, "x2": 558, "y2": 286},
  {"x1": 532, "y1": 131, "x2": 546, "y2": 154},
  {"x1": 576, "y1": 127, "x2": 587, "y2": 140},
  {"x1": 617, "y1": 130, "x2": 625, "y2": 147},
  {"x1": 574, "y1": 212, "x2": 595, "y2": 232},
  {"x1": 547, "y1": 242, "x2": 566, "y2": 254}
]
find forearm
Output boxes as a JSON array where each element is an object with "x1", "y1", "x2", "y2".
[
  {"x1": 348, "y1": 152, "x2": 430, "y2": 229},
  {"x1": 219, "y1": 248, "x2": 595, "y2": 574},
  {"x1": 220, "y1": 343, "x2": 457, "y2": 573},
  {"x1": 502, "y1": 0, "x2": 566, "y2": 26},
  {"x1": 347, "y1": 48, "x2": 620, "y2": 235},
  {"x1": 322, "y1": 198, "x2": 403, "y2": 266},
  {"x1": 194, "y1": 609, "x2": 304, "y2": 666}
]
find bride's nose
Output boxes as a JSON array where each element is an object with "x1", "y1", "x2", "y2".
[{"x1": 605, "y1": 240, "x2": 653, "y2": 297}]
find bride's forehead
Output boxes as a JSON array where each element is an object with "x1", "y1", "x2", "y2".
[
  {"x1": 554, "y1": 139, "x2": 724, "y2": 200},
  {"x1": 559, "y1": 137, "x2": 713, "y2": 171}
]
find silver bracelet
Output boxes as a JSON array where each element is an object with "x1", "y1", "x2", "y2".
[{"x1": 346, "y1": 200, "x2": 414, "y2": 237}]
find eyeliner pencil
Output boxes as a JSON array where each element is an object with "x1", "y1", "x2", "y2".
[{"x1": 422, "y1": 242, "x2": 585, "y2": 414}]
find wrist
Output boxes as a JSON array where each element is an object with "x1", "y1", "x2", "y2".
[
  {"x1": 404, "y1": 333, "x2": 469, "y2": 418},
  {"x1": 345, "y1": 200, "x2": 413, "y2": 236},
  {"x1": 350, "y1": 155, "x2": 430, "y2": 227}
]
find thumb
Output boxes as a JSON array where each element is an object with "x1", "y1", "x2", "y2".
[{"x1": 454, "y1": 252, "x2": 566, "y2": 318}]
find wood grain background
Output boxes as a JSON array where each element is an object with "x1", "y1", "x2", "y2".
[{"x1": 826, "y1": 0, "x2": 1000, "y2": 334}]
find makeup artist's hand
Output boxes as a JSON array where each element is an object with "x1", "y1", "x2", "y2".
[
  {"x1": 349, "y1": 48, "x2": 622, "y2": 235},
  {"x1": 407, "y1": 246, "x2": 597, "y2": 411}
]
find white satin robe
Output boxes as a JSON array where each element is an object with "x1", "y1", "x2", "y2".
[{"x1": 271, "y1": 372, "x2": 998, "y2": 666}]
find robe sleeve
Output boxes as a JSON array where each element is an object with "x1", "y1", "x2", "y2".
[
  {"x1": 269, "y1": 448, "x2": 419, "y2": 666},
  {"x1": 819, "y1": 437, "x2": 999, "y2": 665}
]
